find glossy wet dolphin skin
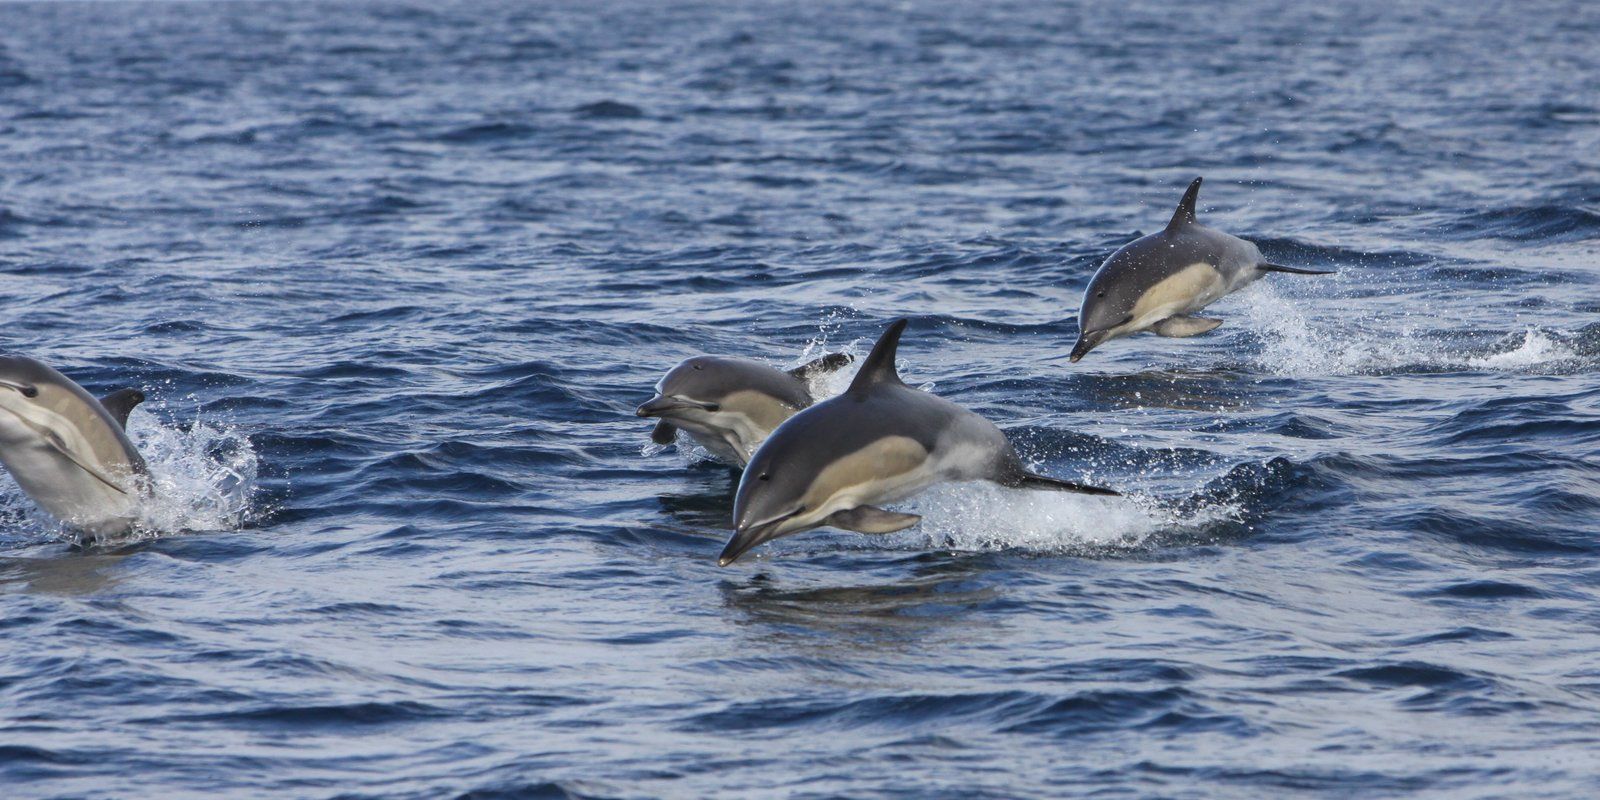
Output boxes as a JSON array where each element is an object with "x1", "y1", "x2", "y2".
[
  {"x1": 723, "y1": 319, "x2": 1116, "y2": 565},
  {"x1": 0, "y1": 356, "x2": 148, "y2": 538},
  {"x1": 636, "y1": 353, "x2": 851, "y2": 466},
  {"x1": 1072, "y1": 177, "x2": 1332, "y2": 361}
]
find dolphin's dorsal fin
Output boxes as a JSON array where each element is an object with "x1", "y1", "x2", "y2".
[
  {"x1": 847, "y1": 319, "x2": 909, "y2": 393},
  {"x1": 1165, "y1": 177, "x2": 1203, "y2": 232},
  {"x1": 98, "y1": 388, "x2": 145, "y2": 429}
]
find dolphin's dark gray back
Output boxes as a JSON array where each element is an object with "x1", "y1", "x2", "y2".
[{"x1": 660, "y1": 356, "x2": 814, "y2": 408}]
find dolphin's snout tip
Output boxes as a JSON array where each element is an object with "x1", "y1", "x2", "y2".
[
  {"x1": 718, "y1": 527, "x2": 756, "y2": 566},
  {"x1": 636, "y1": 395, "x2": 667, "y2": 417},
  {"x1": 1069, "y1": 339, "x2": 1091, "y2": 363}
]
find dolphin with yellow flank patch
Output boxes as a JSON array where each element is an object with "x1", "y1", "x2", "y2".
[
  {"x1": 719, "y1": 319, "x2": 1117, "y2": 566},
  {"x1": 637, "y1": 352, "x2": 853, "y2": 467},
  {"x1": 1070, "y1": 177, "x2": 1333, "y2": 362}
]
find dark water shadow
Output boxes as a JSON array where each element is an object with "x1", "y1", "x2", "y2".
[
  {"x1": 1078, "y1": 367, "x2": 1263, "y2": 412},
  {"x1": 654, "y1": 463, "x2": 738, "y2": 530},
  {"x1": 0, "y1": 549, "x2": 130, "y2": 595},
  {"x1": 716, "y1": 554, "x2": 1005, "y2": 651}
]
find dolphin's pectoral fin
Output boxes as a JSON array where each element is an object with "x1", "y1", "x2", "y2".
[
  {"x1": 1004, "y1": 470, "x2": 1120, "y2": 496},
  {"x1": 40, "y1": 431, "x2": 128, "y2": 495},
  {"x1": 98, "y1": 388, "x2": 146, "y2": 430},
  {"x1": 788, "y1": 352, "x2": 853, "y2": 381},
  {"x1": 1152, "y1": 315, "x2": 1223, "y2": 338},
  {"x1": 826, "y1": 506, "x2": 921, "y2": 534},
  {"x1": 650, "y1": 420, "x2": 678, "y2": 445},
  {"x1": 1259, "y1": 262, "x2": 1335, "y2": 275}
]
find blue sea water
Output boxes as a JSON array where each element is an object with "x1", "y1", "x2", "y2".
[{"x1": 2, "y1": 0, "x2": 1599, "y2": 797}]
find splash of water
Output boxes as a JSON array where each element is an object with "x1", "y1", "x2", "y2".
[
  {"x1": 895, "y1": 480, "x2": 1245, "y2": 555},
  {"x1": 1465, "y1": 328, "x2": 1577, "y2": 370},
  {"x1": 1241, "y1": 283, "x2": 1579, "y2": 376},
  {"x1": 124, "y1": 407, "x2": 260, "y2": 538},
  {"x1": 0, "y1": 406, "x2": 260, "y2": 546}
]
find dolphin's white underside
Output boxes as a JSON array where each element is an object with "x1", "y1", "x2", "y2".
[{"x1": 1123, "y1": 262, "x2": 1227, "y2": 333}]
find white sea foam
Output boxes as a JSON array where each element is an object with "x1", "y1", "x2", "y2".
[
  {"x1": 124, "y1": 406, "x2": 260, "y2": 537},
  {"x1": 889, "y1": 480, "x2": 1244, "y2": 555},
  {"x1": 1241, "y1": 283, "x2": 1579, "y2": 376},
  {"x1": 1464, "y1": 328, "x2": 1576, "y2": 370}
]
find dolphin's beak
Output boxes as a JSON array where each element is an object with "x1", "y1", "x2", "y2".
[
  {"x1": 717, "y1": 527, "x2": 766, "y2": 567},
  {"x1": 636, "y1": 395, "x2": 716, "y2": 417},
  {"x1": 1069, "y1": 333, "x2": 1099, "y2": 363},
  {"x1": 718, "y1": 510, "x2": 800, "y2": 566}
]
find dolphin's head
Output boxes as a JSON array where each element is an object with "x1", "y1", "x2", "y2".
[
  {"x1": 0, "y1": 356, "x2": 63, "y2": 442},
  {"x1": 636, "y1": 357, "x2": 731, "y2": 421},
  {"x1": 720, "y1": 416, "x2": 841, "y2": 566},
  {"x1": 1072, "y1": 258, "x2": 1140, "y2": 362}
]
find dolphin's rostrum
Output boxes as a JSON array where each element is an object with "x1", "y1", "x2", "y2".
[
  {"x1": 721, "y1": 319, "x2": 1117, "y2": 566},
  {"x1": 1071, "y1": 177, "x2": 1333, "y2": 362}
]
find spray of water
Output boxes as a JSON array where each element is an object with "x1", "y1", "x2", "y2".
[
  {"x1": 1240, "y1": 283, "x2": 1580, "y2": 376},
  {"x1": 0, "y1": 404, "x2": 260, "y2": 547},
  {"x1": 887, "y1": 477, "x2": 1248, "y2": 556},
  {"x1": 123, "y1": 406, "x2": 260, "y2": 538}
]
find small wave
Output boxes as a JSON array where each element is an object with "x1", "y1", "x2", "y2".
[
  {"x1": 1443, "y1": 204, "x2": 1600, "y2": 244},
  {"x1": 896, "y1": 475, "x2": 1249, "y2": 556},
  {"x1": 572, "y1": 100, "x2": 644, "y2": 119}
]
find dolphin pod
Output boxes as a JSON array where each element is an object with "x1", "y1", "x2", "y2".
[
  {"x1": 0, "y1": 356, "x2": 149, "y2": 539},
  {"x1": 1, "y1": 178, "x2": 1326, "y2": 560},
  {"x1": 637, "y1": 352, "x2": 852, "y2": 467},
  {"x1": 633, "y1": 176, "x2": 1334, "y2": 566},
  {"x1": 1071, "y1": 177, "x2": 1332, "y2": 362}
]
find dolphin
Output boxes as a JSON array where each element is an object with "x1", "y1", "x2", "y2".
[
  {"x1": 1070, "y1": 177, "x2": 1333, "y2": 362},
  {"x1": 0, "y1": 356, "x2": 149, "y2": 539},
  {"x1": 637, "y1": 352, "x2": 853, "y2": 467},
  {"x1": 719, "y1": 319, "x2": 1118, "y2": 566}
]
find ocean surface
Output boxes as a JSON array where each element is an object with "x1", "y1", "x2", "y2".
[{"x1": 2, "y1": 0, "x2": 1599, "y2": 797}]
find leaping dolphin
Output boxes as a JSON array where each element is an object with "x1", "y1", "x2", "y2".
[
  {"x1": 1071, "y1": 177, "x2": 1332, "y2": 362},
  {"x1": 637, "y1": 352, "x2": 852, "y2": 467},
  {"x1": 720, "y1": 319, "x2": 1117, "y2": 566},
  {"x1": 0, "y1": 356, "x2": 149, "y2": 539}
]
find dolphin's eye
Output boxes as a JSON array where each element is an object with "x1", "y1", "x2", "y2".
[
  {"x1": 0, "y1": 380, "x2": 38, "y2": 398},
  {"x1": 759, "y1": 473, "x2": 770, "y2": 481},
  {"x1": 693, "y1": 364, "x2": 704, "y2": 371},
  {"x1": 1096, "y1": 292, "x2": 1105, "y2": 298}
]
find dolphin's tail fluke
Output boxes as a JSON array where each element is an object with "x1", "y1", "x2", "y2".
[
  {"x1": 1259, "y1": 262, "x2": 1335, "y2": 275},
  {"x1": 1004, "y1": 470, "x2": 1121, "y2": 496}
]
